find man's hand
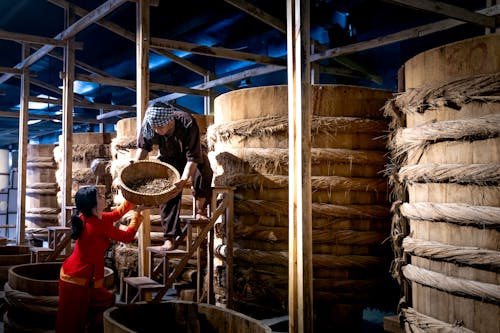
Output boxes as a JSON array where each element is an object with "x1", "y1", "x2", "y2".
[{"x1": 173, "y1": 178, "x2": 187, "y2": 196}]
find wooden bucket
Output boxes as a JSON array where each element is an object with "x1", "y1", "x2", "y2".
[
  {"x1": 103, "y1": 300, "x2": 271, "y2": 333},
  {"x1": 387, "y1": 33, "x2": 500, "y2": 333},
  {"x1": 3, "y1": 262, "x2": 114, "y2": 332},
  {"x1": 209, "y1": 85, "x2": 396, "y2": 329},
  {"x1": 25, "y1": 144, "x2": 59, "y2": 229}
]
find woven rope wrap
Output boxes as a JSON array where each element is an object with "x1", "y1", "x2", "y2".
[{"x1": 119, "y1": 160, "x2": 180, "y2": 206}]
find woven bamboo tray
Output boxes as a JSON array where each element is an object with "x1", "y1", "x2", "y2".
[{"x1": 119, "y1": 160, "x2": 180, "y2": 205}]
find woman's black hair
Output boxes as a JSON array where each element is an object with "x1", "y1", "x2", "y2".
[
  {"x1": 71, "y1": 186, "x2": 97, "y2": 240},
  {"x1": 70, "y1": 212, "x2": 83, "y2": 240}
]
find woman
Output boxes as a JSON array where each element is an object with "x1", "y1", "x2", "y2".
[{"x1": 56, "y1": 185, "x2": 142, "y2": 333}]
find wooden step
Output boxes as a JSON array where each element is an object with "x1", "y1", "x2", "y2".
[
  {"x1": 30, "y1": 247, "x2": 54, "y2": 263},
  {"x1": 147, "y1": 246, "x2": 188, "y2": 258},
  {"x1": 122, "y1": 276, "x2": 164, "y2": 304},
  {"x1": 180, "y1": 216, "x2": 211, "y2": 226}
]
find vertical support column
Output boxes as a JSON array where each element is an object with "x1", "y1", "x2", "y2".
[
  {"x1": 61, "y1": 6, "x2": 75, "y2": 227},
  {"x1": 486, "y1": 0, "x2": 496, "y2": 34},
  {"x1": 16, "y1": 44, "x2": 30, "y2": 245},
  {"x1": 136, "y1": 0, "x2": 151, "y2": 277},
  {"x1": 203, "y1": 72, "x2": 214, "y2": 116},
  {"x1": 286, "y1": 0, "x2": 313, "y2": 332},
  {"x1": 225, "y1": 187, "x2": 234, "y2": 309}
]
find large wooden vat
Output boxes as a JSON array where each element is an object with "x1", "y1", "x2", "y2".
[
  {"x1": 209, "y1": 85, "x2": 397, "y2": 330},
  {"x1": 103, "y1": 301, "x2": 271, "y2": 333},
  {"x1": 386, "y1": 33, "x2": 500, "y2": 333},
  {"x1": 54, "y1": 132, "x2": 115, "y2": 209},
  {"x1": 25, "y1": 144, "x2": 59, "y2": 229},
  {"x1": 3, "y1": 262, "x2": 114, "y2": 332},
  {"x1": 0, "y1": 245, "x2": 30, "y2": 290}
]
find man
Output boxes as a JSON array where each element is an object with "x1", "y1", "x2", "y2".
[{"x1": 136, "y1": 102, "x2": 213, "y2": 250}]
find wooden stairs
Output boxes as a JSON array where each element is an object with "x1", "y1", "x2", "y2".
[
  {"x1": 30, "y1": 226, "x2": 72, "y2": 263},
  {"x1": 123, "y1": 187, "x2": 234, "y2": 306}
]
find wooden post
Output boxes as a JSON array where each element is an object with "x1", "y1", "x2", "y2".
[
  {"x1": 286, "y1": 0, "x2": 313, "y2": 332},
  {"x1": 203, "y1": 72, "x2": 214, "y2": 116},
  {"x1": 16, "y1": 44, "x2": 29, "y2": 245},
  {"x1": 136, "y1": 0, "x2": 150, "y2": 277},
  {"x1": 61, "y1": 6, "x2": 75, "y2": 227},
  {"x1": 225, "y1": 187, "x2": 234, "y2": 309}
]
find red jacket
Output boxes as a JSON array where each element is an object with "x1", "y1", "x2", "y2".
[{"x1": 61, "y1": 209, "x2": 136, "y2": 284}]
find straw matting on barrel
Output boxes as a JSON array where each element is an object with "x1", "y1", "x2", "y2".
[
  {"x1": 119, "y1": 160, "x2": 180, "y2": 206},
  {"x1": 385, "y1": 33, "x2": 500, "y2": 333},
  {"x1": 209, "y1": 84, "x2": 397, "y2": 329}
]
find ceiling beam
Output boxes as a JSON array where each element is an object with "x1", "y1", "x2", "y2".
[
  {"x1": 29, "y1": 96, "x2": 136, "y2": 112},
  {"x1": 0, "y1": 110, "x2": 102, "y2": 124},
  {"x1": 0, "y1": 68, "x2": 86, "y2": 103},
  {"x1": 223, "y1": 0, "x2": 379, "y2": 83},
  {"x1": 223, "y1": 0, "x2": 286, "y2": 32},
  {"x1": 0, "y1": 29, "x2": 83, "y2": 48},
  {"x1": 382, "y1": 0, "x2": 497, "y2": 29},
  {"x1": 0, "y1": 0, "x2": 128, "y2": 85},
  {"x1": 310, "y1": 4, "x2": 500, "y2": 63},
  {"x1": 30, "y1": 77, "x2": 86, "y2": 103},
  {"x1": 151, "y1": 37, "x2": 287, "y2": 66},
  {"x1": 47, "y1": 0, "x2": 210, "y2": 77},
  {"x1": 74, "y1": 73, "x2": 210, "y2": 97},
  {"x1": 149, "y1": 64, "x2": 285, "y2": 105},
  {"x1": 0, "y1": 67, "x2": 27, "y2": 75}
]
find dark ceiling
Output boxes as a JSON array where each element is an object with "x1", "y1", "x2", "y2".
[{"x1": 0, "y1": 0, "x2": 496, "y2": 151}]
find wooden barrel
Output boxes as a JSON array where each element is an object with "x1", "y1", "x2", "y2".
[
  {"x1": 103, "y1": 301, "x2": 271, "y2": 333},
  {"x1": 0, "y1": 246, "x2": 30, "y2": 290},
  {"x1": 386, "y1": 33, "x2": 500, "y2": 333},
  {"x1": 25, "y1": 144, "x2": 59, "y2": 229},
  {"x1": 54, "y1": 132, "x2": 115, "y2": 217},
  {"x1": 3, "y1": 262, "x2": 115, "y2": 332},
  {"x1": 209, "y1": 85, "x2": 397, "y2": 330}
]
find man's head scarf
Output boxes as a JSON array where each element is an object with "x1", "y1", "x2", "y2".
[{"x1": 141, "y1": 102, "x2": 175, "y2": 139}]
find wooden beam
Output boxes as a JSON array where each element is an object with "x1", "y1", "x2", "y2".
[
  {"x1": 61, "y1": 6, "x2": 76, "y2": 228},
  {"x1": 44, "y1": 48, "x2": 151, "y2": 99},
  {"x1": 223, "y1": 0, "x2": 378, "y2": 82},
  {"x1": 310, "y1": 4, "x2": 500, "y2": 62},
  {"x1": 224, "y1": 0, "x2": 286, "y2": 32},
  {"x1": 383, "y1": 0, "x2": 497, "y2": 29},
  {"x1": 29, "y1": 96, "x2": 136, "y2": 112},
  {"x1": 0, "y1": 111, "x2": 102, "y2": 124},
  {"x1": 16, "y1": 44, "x2": 30, "y2": 245},
  {"x1": 47, "y1": 0, "x2": 209, "y2": 77},
  {"x1": 136, "y1": 0, "x2": 151, "y2": 278},
  {"x1": 0, "y1": 0, "x2": 128, "y2": 85},
  {"x1": 0, "y1": 29, "x2": 83, "y2": 48},
  {"x1": 75, "y1": 73, "x2": 210, "y2": 96},
  {"x1": 96, "y1": 110, "x2": 131, "y2": 119},
  {"x1": 0, "y1": 67, "x2": 26, "y2": 75},
  {"x1": 151, "y1": 37, "x2": 287, "y2": 66},
  {"x1": 148, "y1": 65, "x2": 285, "y2": 105},
  {"x1": 287, "y1": 0, "x2": 313, "y2": 332}
]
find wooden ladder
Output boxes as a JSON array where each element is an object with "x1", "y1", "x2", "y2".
[
  {"x1": 30, "y1": 226, "x2": 72, "y2": 262},
  {"x1": 123, "y1": 187, "x2": 234, "y2": 305}
]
